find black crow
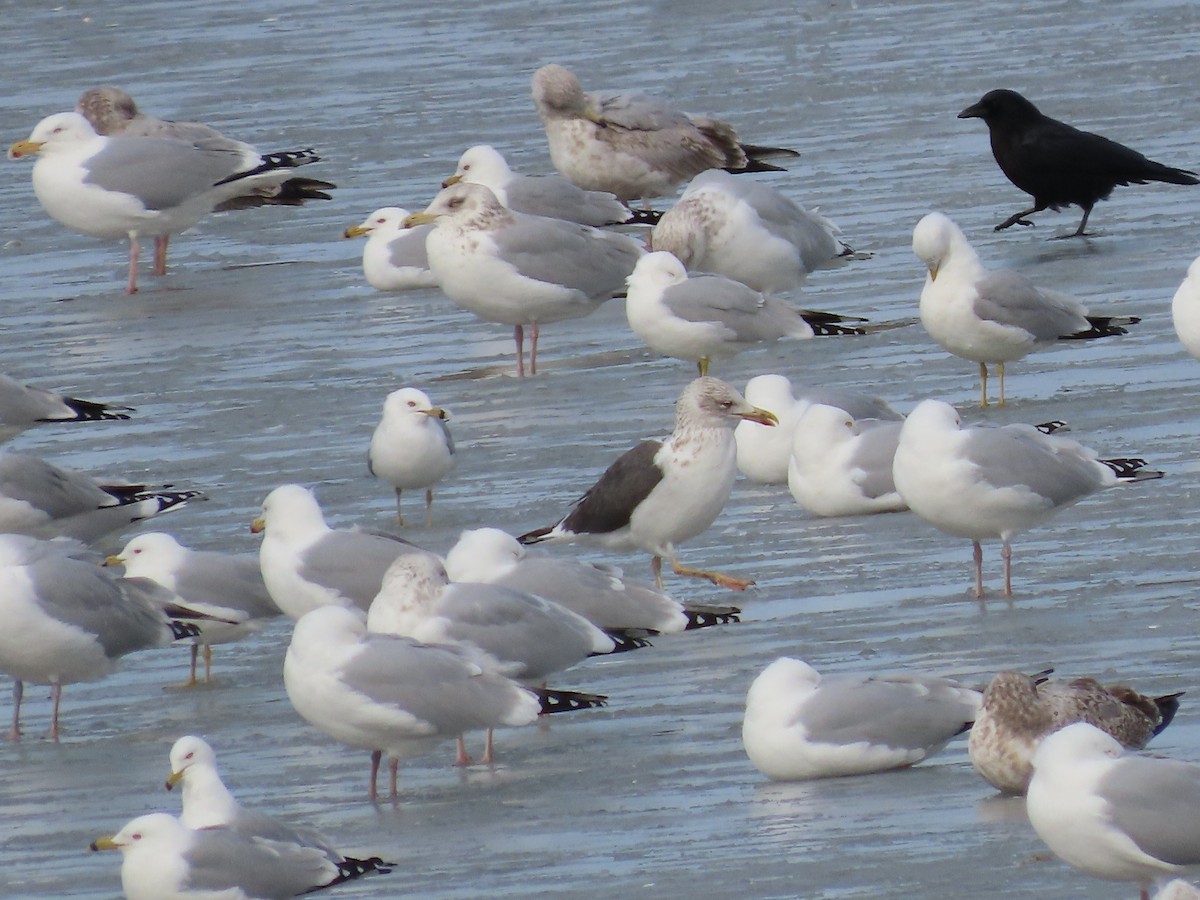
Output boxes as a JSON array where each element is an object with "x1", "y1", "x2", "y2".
[{"x1": 958, "y1": 88, "x2": 1198, "y2": 237}]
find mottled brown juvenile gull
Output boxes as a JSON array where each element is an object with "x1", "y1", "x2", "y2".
[
  {"x1": 403, "y1": 182, "x2": 643, "y2": 376},
  {"x1": 444, "y1": 527, "x2": 740, "y2": 633},
  {"x1": 90, "y1": 812, "x2": 391, "y2": 900},
  {"x1": 519, "y1": 377, "x2": 777, "y2": 591},
  {"x1": 8, "y1": 112, "x2": 325, "y2": 293},
  {"x1": 105, "y1": 532, "x2": 280, "y2": 687},
  {"x1": 0, "y1": 534, "x2": 206, "y2": 740},
  {"x1": 0, "y1": 372, "x2": 130, "y2": 443},
  {"x1": 531, "y1": 64, "x2": 798, "y2": 205},
  {"x1": 0, "y1": 450, "x2": 201, "y2": 544},
  {"x1": 251, "y1": 484, "x2": 436, "y2": 620},
  {"x1": 892, "y1": 400, "x2": 1162, "y2": 598},
  {"x1": 443, "y1": 144, "x2": 656, "y2": 226},
  {"x1": 625, "y1": 251, "x2": 870, "y2": 375},
  {"x1": 742, "y1": 657, "x2": 981, "y2": 781},
  {"x1": 650, "y1": 169, "x2": 851, "y2": 292},
  {"x1": 367, "y1": 387, "x2": 455, "y2": 527},
  {"x1": 912, "y1": 211, "x2": 1138, "y2": 406},
  {"x1": 968, "y1": 670, "x2": 1182, "y2": 795},
  {"x1": 284, "y1": 605, "x2": 607, "y2": 800},
  {"x1": 788, "y1": 404, "x2": 905, "y2": 517},
  {"x1": 166, "y1": 735, "x2": 394, "y2": 880},
  {"x1": 342, "y1": 207, "x2": 436, "y2": 291},
  {"x1": 1027, "y1": 723, "x2": 1200, "y2": 899}
]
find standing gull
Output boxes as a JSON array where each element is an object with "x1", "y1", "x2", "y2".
[
  {"x1": 7, "y1": 112, "x2": 324, "y2": 293},
  {"x1": 284, "y1": 605, "x2": 607, "y2": 800},
  {"x1": 444, "y1": 527, "x2": 740, "y2": 633},
  {"x1": 959, "y1": 88, "x2": 1198, "y2": 237},
  {"x1": 443, "y1": 144, "x2": 655, "y2": 226},
  {"x1": 519, "y1": 377, "x2": 778, "y2": 591},
  {"x1": 650, "y1": 169, "x2": 851, "y2": 292},
  {"x1": 367, "y1": 387, "x2": 455, "y2": 527},
  {"x1": 1027, "y1": 723, "x2": 1200, "y2": 900},
  {"x1": 742, "y1": 657, "x2": 981, "y2": 781},
  {"x1": 625, "y1": 251, "x2": 869, "y2": 376},
  {"x1": 912, "y1": 211, "x2": 1138, "y2": 406},
  {"x1": 0, "y1": 373, "x2": 130, "y2": 442},
  {"x1": 968, "y1": 670, "x2": 1181, "y2": 795},
  {"x1": 342, "y1": 207, "x2": 437, "y2": 291},
  {"x1": 0, "y1": 450, "x2": 201, "y2": 544},
  {"x1": 403, "y1": 182, "x2": 644, "y2": 376},
  {"x1": 892, "y1": 399, "x2": 1162, "y2": 598},
  {"x1": 105, "y1": 532, "x2": 280, "y2": 687},
  {"x1": 251, "y1": 484, "x2": 435, "y2": 620},
  {"x1": 531, "y1": 64, "x2": 798, "y2": 206},
  {"x1": 77, "y1": 85, "x2": 335, "y2": 275},
  {"x1": 90, "y1": 812, "x2": 391, "y2": 900}
]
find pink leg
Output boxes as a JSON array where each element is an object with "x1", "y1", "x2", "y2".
[
  {"x1": 1002, "y1": 540, "x2": 1013, "y2": 597},
  {"x1": 530, "y1": 322, "x2": 540, "y2": 375},
  {"x1": 8, "y1": 680, "x2": 22, "y2": 741},
  {"x1": 455, "y1": 734, "x2": 472, "y2": 767},
  {"x1": 388, "y1": 756, "x2": 399, "y2": 799},
  {"x1": 126, "y1": 235, "x2": 140, "y2": 295},
  {"x1": 651, "y1": 555, "x2": 663, "y2": 590},
  {"x1": 47, "y1": 683, "x2": 62, "y2": 741},
  {"x1": 152, "y1": 235, "x2": 169, "y2": 276},
  {"x1": 482, "y1": 728, "x2": 495, "y2": 766},
  {"x1": 972, "y1": 541, "x2": 984, "y2": 599},
  {"x1": 514, "y1": 325, "x2": 526, "y2": 378},
  {"x1": 368, "y1": 750, "x2": 382, "y2": 801}
]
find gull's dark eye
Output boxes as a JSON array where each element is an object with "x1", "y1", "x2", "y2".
[
  {"x1": 448, "y1": 197, "x2": 464, "y2": 209},
  {"x1": 131, "y1": 833, "x2": 142, "y2": 841},
  {"x1": 407, "y1": 400, "x2": 417, "y2": 407},
  {"x1": 719, "y1": 400, "x2": 734, "y2": 410}
]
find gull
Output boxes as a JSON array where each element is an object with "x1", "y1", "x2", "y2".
[
  {"x1": 0, "y1": 372, "x2": 130, "y2": 443},
  {"x1": 518, "y1": 377, "x2": 778, "y2": 591},
  {"x1": 912, "y1": 211, "x2": 1139, "y2": 406},
  {"x1": 1027, "y1": 722, "x2": 1200, "y2": 900},
  {"x1": 367, "y1": 387, "x2": 455, "y2": 527},
  {"x1": 0, "y1": 450, "x2": 202, "y2": 544},
  {"x1": 892, "y1": 399, "x2": 1163, "y2": 598},
  {"x1": 7, "y1": 112, "x2": 325, "y2": 294},
  {"x1": 90, "y1": 812, "x2": 392, "y2": 900},
  {"x1": 444, "y1": 527, "x2": 740, "y2": 633},
  {"x1": 443, "y1": 144, "x2": 656, "y2": 226},
  {"x1": 251, "y1": 484, "x2": 436, "y2": 620},
  {"x1": 1172, "y1": 257, "x2": 1200, "y2": 361},
  {"x1": 403, "y1": 182, "x2": 643, "y2": 376},
  {"x1": 0, "y1": 534, "x2": 207, "y2": 740},
  {"x1": 76, "y1": 85, "x2": 335, "y2": 275},
  {"x1": 733, "y1": 374, "x2": 902, "y2": 484},
  {"x1": 741, "y1": 657, "x2": 981, "y2": 781},
  {"x1": 284, "y1": 605, "x2": 607, "y2": 800},
  {"x1": 105, "y1": 532, "x2": 280, "y2": 687},
  {"x1": 968, "y1": 670, "x2": 1182, "y2": 795},
  {"x1": 531, "y1": 64, "x2": 798, "y2": 205},
  {"x1": 625, "y1": 251, "x2": 870, "y2": 375},
  {"x1": 650, "y1": 169, "x2": 851, "y2": 292},
  {"x1": 958, "y1": 88, "x2": 1198, "y2": 237},
  {"x1": 166, "y1": 734, "x2": 394, "y2": 877},
  {"x1": 1157, "y1": 882, "x2": 1200, "y2": 900},
  {"x1": 342, "y1": 207, "x2": 437, "y2": 291},
  {"x1": 787, "y1": 404, "x2": 906, "y2": 517}
]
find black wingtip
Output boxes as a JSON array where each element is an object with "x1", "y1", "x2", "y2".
[
  {"x1": 682, "y1": 605, "x2": 741, "y2": 629},
  {"x1": 535, "y1": 688, "x2": 608, "y2": 714},
  {"x1": 623, "y1": 208, "x2": 663, "y2": 226},
  {"x1": 49, "y1": 397, "x2": 134, "y2": 423},
  {"x1": 1152, "y1": 691, "x2": 1185, "y2": 736},
  {"x1": 1099, "y1": 457, "x2": 1164, "y2": 481},
  {"x1": 595, "y1": 629, "x2": 653, "y2": 654},
  {"x1": 517, "y1": 526, "x2": 554, "y2": 546}
]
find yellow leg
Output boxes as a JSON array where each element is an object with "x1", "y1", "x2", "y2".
[
  {"x1": 979, "y1": 362, "x2": 990, "y2": 407},
  {"x1": 997, "y1": 362, "x2": 1007, "y2": 407},
  {"x1": 670, "y1": 555, "x2": 754, "y2": 592}
]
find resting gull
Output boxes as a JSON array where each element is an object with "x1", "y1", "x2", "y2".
[
  {"x1": 251, "y1": 484, "x2": 435, "y2": 620},
  {"x1": 742, "y1": 657, "x2": 980, "y2": 781},
  {"x1": 531, "y1": 63, "x2": 798, "y2": 205},
  {"x1": 444, "y1": 527, "x2": 740, "y2": 633},
  {"x1": 8, "y1": 111, "x2": 325, "y2": 293},
  {"x1": 403, "y1": 182, "x2": 644, "y2": 376},
  {"x1": 1027, "y1": 722, "x2": 1200, "y2": 900},
  {"x1": 892, "y1": 399, "x2": 1162, "y2": 597},
  {"x1": 284, "y1": 605, "x2": 607, "y2": 800},
  {"x1": 0, "y1": 372, "x2": 130, "y2": 443},
  {"x1": 519, "y1": 377, "x2": 777, "y2": 591},
  {"x1": 367, "y1": 387, "x2": 455, "y2": 527},
  {"x1": 342, "y1": 207, "x2": 437, "y2": 291},
  {"x1": 105, "y1": 532, "x2": 279, "y2": 687},
  {"x1": 76, "y1": 85, "x2": 335, "y2": 277},
  {"x1": 90, "y1": 812, "x2": 392, "y2": 900},
  {"x1": 733, "y1": 374, "x2": 902, "y2": 484},
  {"x1": 650, "y1": 169, "x2": 851, "y2": 292},
  {"x1": 912, "y1": 211, "x2": 1138, "y2": 406},
  {"x1": 625, "y1": 251, "x2": 870, "y2": 375},
  {"x1": 1172, "y1": 256, "x2": 1200, "y2": 361},
  {"x1": 0, "y1": 450, "x2": 201, "y2": 544},
  {"x1": 968, "y1": 670, "x2": 1182, "y2": 795},
  {"x1": 443, "y1": 144, "x2": 656, "y2": 226}
]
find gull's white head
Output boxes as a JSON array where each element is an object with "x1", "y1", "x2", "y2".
[
  {"x1": 9, "y1": 111, "x2": 99, "y2": 159},
  {"x1": 90, "y1": 812, "x2": 184, "y2": 854},
  {"x1": 444, "y1": 528, "x2": 524, "y2": 582},
  {"x1": 746, "y1": 657, "x2": 822, "y2": 710},
  {"x1": 742, "y1": 374, "x2": 797, "y2": 413},
  {"x1": 1031, "y1": 721, "x2": 1124, "y2": 773},
  {"x1": 446, "y1": 145, "x2": 512, "y2": 190},
  {"x1": 795, "y1": 404, "x2": 857, "y2": 452},
  {"x1": 252, "y1": 484, "x2": 327, "y2": 539},
  {"x1": 912, "y1": 212, "x2": 969, "y2": 279},
  {"x1": 403, "y1": 182, "x2": 507, "y2": 230},
  {"x1": 677, "y1": 377, "x2": 779, "y2": 430},
  {"x1": 627, "y1": 250, "x2": 689, "y2": 292},
  {"x1": 381, "y1": 387, "x2": 448, "y2": 424},
  {"x1": 903, "y1": 399, "x2": 962, "y2": 432},
  {"x1": 167, "y1": 734, "x2": 218, "y2": 786},
  {"x1": 344, "y1": 207, "x2": 411, "y2": 240},
  {"x1": 109, "y1": 532, "x2": 187, "y2": 576}
]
